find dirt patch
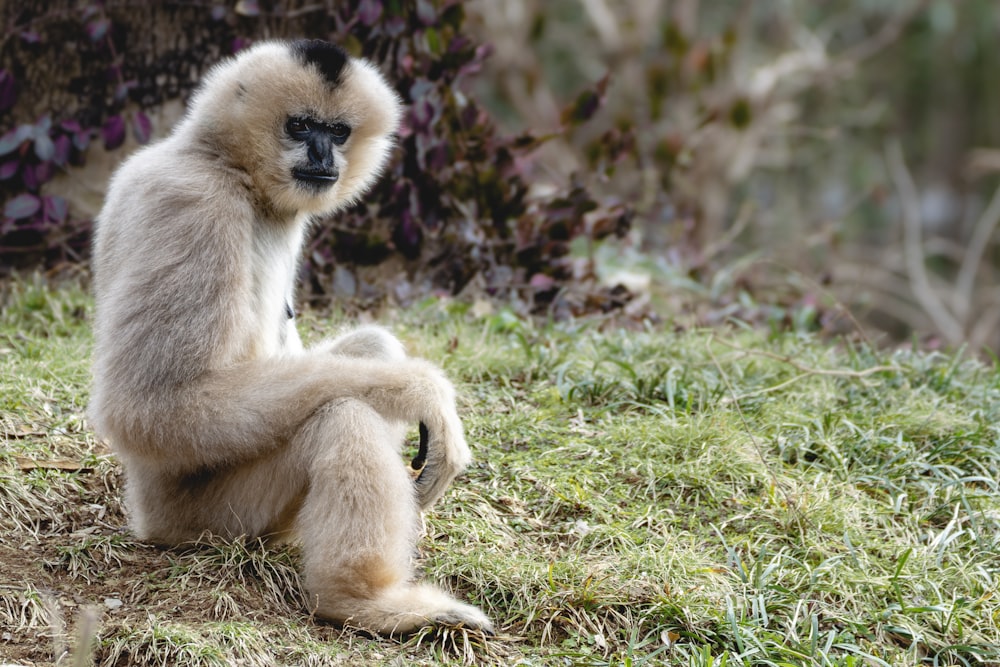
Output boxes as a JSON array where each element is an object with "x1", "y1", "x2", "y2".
[{"x1": 0, "y1": 460, "x2": 325, "y2": 666}]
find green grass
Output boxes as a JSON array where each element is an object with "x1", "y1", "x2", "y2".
[{"x1": 2, "y1": 276, "x2": 999, "y2": 665}]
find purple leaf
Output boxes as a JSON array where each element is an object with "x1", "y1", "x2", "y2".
[
  {"x1": 396, "y1": 211, "x2": 421, "y2": 249},
  {"x1": 114, "y1": 82, "x2": 130, "y2": 103},
  {"x1": 4, "y1": 193, "x2": 41, "y2": 219},
  {"x1": 132, "y1": 111, "x2": 152, "y2": 144},
  {"x1": 529, "y1": 273, "x2": 556, "y2": 290},
  {"x1": 210, "y1": 5, "x2": 227, "y2": 21},
  {"x1": 234, "y1": 0, "x2": 260, "y2": 17},
  {"x1": 43, "y1": 195, "x2": 68, "y2": 223},
  {"x1": 33, "y1": 161, "x2": 53, "y2": 185},
  {"x1": 73, "y1": 129, "x2": 91, "y2": 152},
  {"x1": 33, "y1": 133, "x2": 55, "y2": 161},
  {"x1": 0, "y1": 125, "x2": 33, "y2": 156},
  {"x1": 410, "y1": 99, "x2": 435, "y2": 131},
  {"x1": 60, "y1": 119, "x2": 82, "y2": 133},
  {"x1": 424, "y1": 141, "x2": 448, "y2": 171},
  {"x1": 102, "y1": 115, "x2": 126, "y2": 150},
  {"x1": 19, "y1": 31, "x2": 40, "y2": 44},
  {"x1": 52, "y1": 135, "x2": 71, "y2": 166},
  {"x1": 358, "y1": 0, "x2": 383, "y2": 26},
  {"x1": 561, "y1": 74, "x2": 610, "y2": 126},
  {"x1": 384, "y1": 15, "x2": 406, "y2": 37},
  {"x1": 0, "y1": 70, "x2": 16, "y2": 111},
  {"x1": 416, "y1": 0, "x2": 436, "y2": 25},
  {"x1": 0, "y1": 160, "x2": 18, "y2": 180},
  {"x1": 447, "y1": 35, "x2": 472, "y2": 54},
  {"x1": 86, "y1": 17, "x2": 110, "y2": 42},
  {"x1": 0, "y1": 127, "x2": 25, "y2": 156},
  {"x1": 22, "y1": 163, "x2": 38, "y2": 190}
]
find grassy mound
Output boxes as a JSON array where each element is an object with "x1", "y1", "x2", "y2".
[{"x1": 2, "y1": 278, "x2": 998, "y2": 665}]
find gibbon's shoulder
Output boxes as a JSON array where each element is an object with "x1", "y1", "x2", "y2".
[{"x1": 104, "y1": 136, "x2": 210, "y2": 197}]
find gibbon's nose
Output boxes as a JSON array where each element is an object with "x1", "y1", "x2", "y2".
[{"x1": 308, "y1": 133, "x2": 335, "y2": 171}]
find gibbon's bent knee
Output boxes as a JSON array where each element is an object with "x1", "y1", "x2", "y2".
[
  {"x1": 88, "y1": 39, "x2": 492, "y2": 636},
  {"x1": 324, "y1": 325, "x2": 408, "y2": 361}
]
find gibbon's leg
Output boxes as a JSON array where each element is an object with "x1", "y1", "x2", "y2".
[
  {"x1": 108, "y1": 349, "x2": 471, "y2": 511},
  {"x1": 315, "y1": 325, "x2": 407, "y2": 361},
  {"x1": 313, "y1": 325, "x2": 451, "y2": 503},
  {"x1": 295, "y1": 398, "x2": 493, "y2": 635},
  {"x1": 123, "y1": 427, "x2": 316, "y2": 544},
  {"x1": 126, "y1": 395, "x2": 492, "y2": 635}
]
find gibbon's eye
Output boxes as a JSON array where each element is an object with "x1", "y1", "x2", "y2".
[
  {"x1": 285, "y1": 117, "x2": 310, "y2": 139},
  {"x1": 330, "y1": 122, "x2": 351, "y2": 145}
]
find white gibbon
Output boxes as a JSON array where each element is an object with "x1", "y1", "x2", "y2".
[{"x1": 89, "y1": 39, "x2": 493, "y2": 635}]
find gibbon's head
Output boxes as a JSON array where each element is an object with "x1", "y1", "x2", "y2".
[{"x1": 185, "y1": 40, "x2": 402, "y2": 217}]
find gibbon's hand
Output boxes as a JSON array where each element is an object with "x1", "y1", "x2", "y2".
[{"x1": 412, "y1": 390, "x2": 471, "y2": 510}]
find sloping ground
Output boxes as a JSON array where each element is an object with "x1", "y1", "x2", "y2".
[{"x1": 1, "y1": 279, "x2": 999, "y2": 666}]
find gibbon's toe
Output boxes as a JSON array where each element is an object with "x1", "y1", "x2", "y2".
[
  {"x1": 433, "y1": 603, "x2": 495, "y2": 636},
  {"x1": 312, "y1": 581, "x2": 493, "y2": 637}
]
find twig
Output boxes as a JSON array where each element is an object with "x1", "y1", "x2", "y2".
[
  {"x1": 955, "y1": 182, "x2": 1000, "y2": 323},
  {"x1": 757, "y1": 259, "x2": 878, "y2": 349},
  {"x1": 968, "y1": 299, "x2": 1000, "y2": 351},
  {"x1": 724, "y1": 372, "x2": 811, "y2": 401},
  {"x1": 284, "y1": 4, "x2": 327, "y2": 19},
  {"x1": 703, "y1": 200, "x2": 754, "y2": 262},
  {"x1": 578, "y1": 0, "x2": 622, "y2": 51},
  {"x1": 885, "y1": 140, "x2": 964, "y2": 344},
  {"x1": 840, "y1": 0, "x2": 932, "y2": 64},
  {"x1": 715, "y1": 337, "x2": 903, "y2": 378}
]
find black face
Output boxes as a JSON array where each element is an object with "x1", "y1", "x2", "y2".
[{"x1": 286, "y1": 116, "x2": 351, "y2": 190}]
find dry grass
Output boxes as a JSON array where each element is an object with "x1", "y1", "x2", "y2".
[{"x1": 2, "y1": 276, "x2": 999, "y2": 665}]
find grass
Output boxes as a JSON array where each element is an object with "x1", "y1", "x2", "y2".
[{"x1": 1, "y1": 275, "x2": 999, "y2": 665}]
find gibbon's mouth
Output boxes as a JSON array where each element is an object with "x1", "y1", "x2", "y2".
[{"x1": 292, "y1": 168, "x2": 339, "y2": 187}]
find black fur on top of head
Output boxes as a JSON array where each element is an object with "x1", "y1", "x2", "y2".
[{"x1": 291, "y1": 39, "x2": 348, "y2": 88}]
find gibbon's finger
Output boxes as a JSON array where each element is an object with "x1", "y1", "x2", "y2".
[{"x1": 411, "y1": 422, "x2": 429, "y2": 473}]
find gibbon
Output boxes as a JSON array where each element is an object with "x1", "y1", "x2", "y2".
[{"x1": 89, "y1": 39, "x2": 493, "y2": 635}]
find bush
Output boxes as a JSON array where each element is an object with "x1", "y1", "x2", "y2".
[{"x1": 0, "y1": 0, "x2": 631, "y2": 315}]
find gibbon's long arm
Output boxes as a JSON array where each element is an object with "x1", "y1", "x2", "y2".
[
  {"x1": 97, "y1": 311, "x2": 469, "y2": 509},
  {"x1": 165, "y1": 354, "x2": 467, "y2": 507}
]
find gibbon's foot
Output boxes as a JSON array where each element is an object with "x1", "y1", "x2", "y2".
[{"x1": 316, "y1": 583, "x2": 494, "y2": 637}]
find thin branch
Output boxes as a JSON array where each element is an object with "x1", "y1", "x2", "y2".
[
  {"x1": 715, "y1": 337, "x2": 903, "y2": 378},
  {"x1": 703, "y1": 200, "x2": 754, "y2": 261},
  {"x1": 578, "y1": 0, "x2": 622, "y2": 51},
  {"x1": 840, "y1": 0, "x2": 932, "y2": 64},
  {"x1": 283, "y1": 4, "x2": 327, "y2": 19},
  {"x1": 969, "y1": 304, "x2": 1000, "y2": 352},
  {"x1": 885, "y1": 140, "x2": 964, "y2": 344},
  {"x1": 955, "y1": 182, "x2": 1000, "y2": 322},
  {"x1": 723, "y1": 372, "x2": 811, "y2": 401}
]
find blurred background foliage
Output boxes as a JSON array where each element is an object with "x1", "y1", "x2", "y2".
[
  {"x1": 1, "y1": 0, "x2": 999, "y2": 350},
  {"x1": 467, "y1": 0, "x2": 1000, "y2": 350}
]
